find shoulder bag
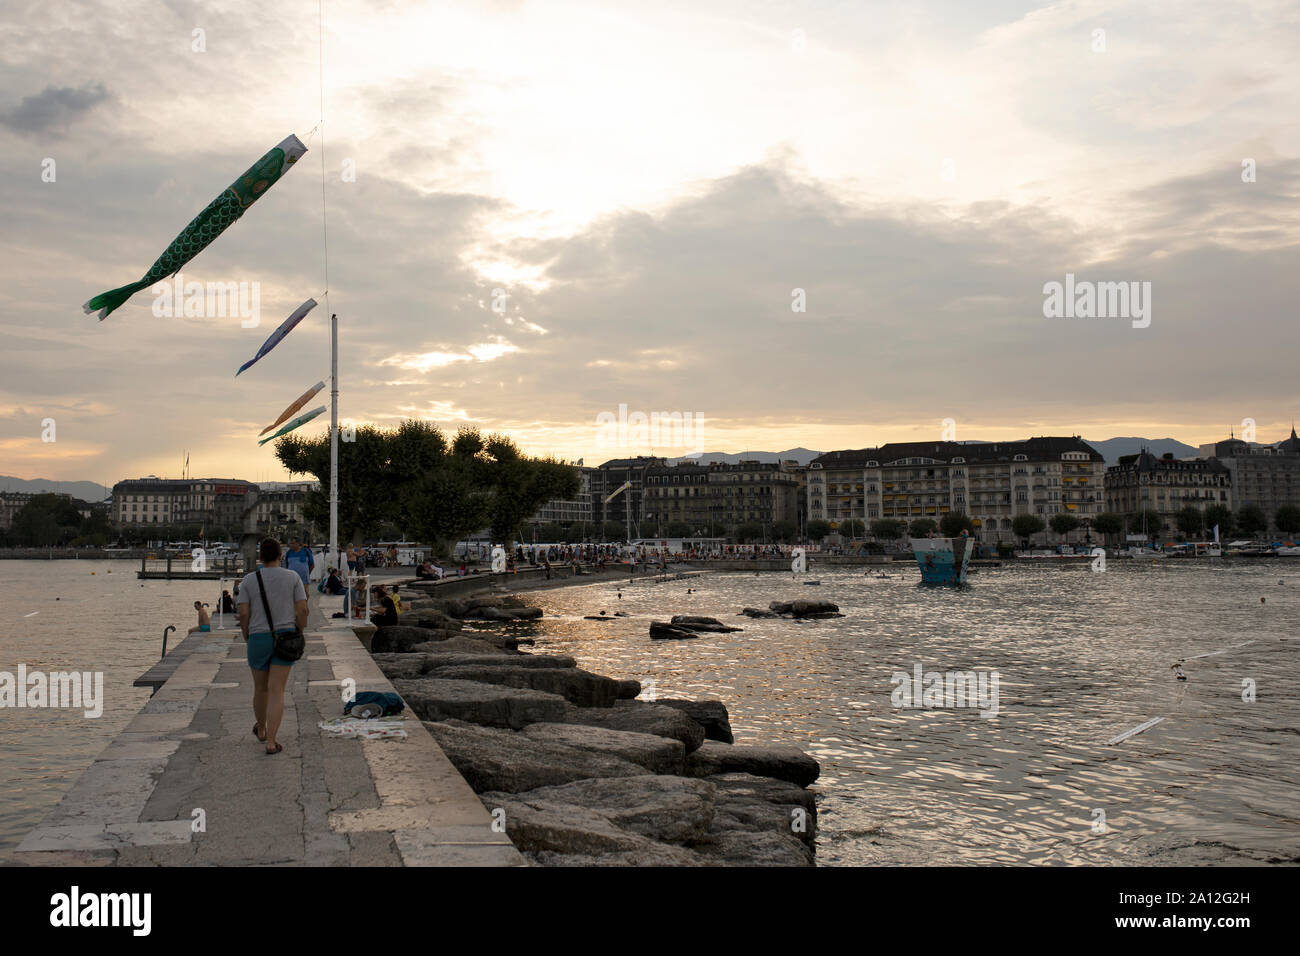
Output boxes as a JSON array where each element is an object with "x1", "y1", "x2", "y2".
[{"x1": 255, "y1": 568, "x2": 306, "y2": 663}]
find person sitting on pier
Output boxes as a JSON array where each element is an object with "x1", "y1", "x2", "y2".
[
  {"x1": 237, "y1": 538, "x2": 308, "y2": 756},
  {"x1": 370, "y1": 585, "x2": 398, "y2": 627},
  {"x1": 220, "y1": 590, "x2": 236, "y2": 614},
  {"x1": 322, "y1": 568, "x2": 346, "y2": 595},
  {"x1": 186, "y1": 601, "x2": 211, "y2": 635}
]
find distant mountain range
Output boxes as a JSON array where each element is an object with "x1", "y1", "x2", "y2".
[
  {"x1": 666, "y1": 438, "x2": 1200, "y2": 467},
  {"x1": 0, "y1": 476, "x2": 111, "y2": 502},
  {"x1": 1081, "y1": 437, "x2": 1200, "y2": 465},
  {"x1": 0, "y1": 437, "x2": 1208, "y2": 496},
  {"x1": 664, "y1": 447, "x2": 822, "y2": 466}
]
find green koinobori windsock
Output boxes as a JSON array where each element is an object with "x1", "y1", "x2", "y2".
[
  {"x1": 257, "y1": 405, "x2": 326, "y2": 446},
  {"x1": 83, "y1": 134, "x2": 308, "y2": 321}
]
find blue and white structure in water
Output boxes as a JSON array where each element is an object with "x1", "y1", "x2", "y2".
[{"x1": 912, "y1": 534, "x2": 973, "y2": 585}]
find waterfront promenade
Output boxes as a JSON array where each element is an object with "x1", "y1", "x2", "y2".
[{"x1": 14, "y1": 591, "x2": 524, "y2": 866}]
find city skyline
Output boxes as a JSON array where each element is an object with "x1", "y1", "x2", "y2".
[{"x1": 2, "y1": 1, "x2": 1297, "y2": 483}]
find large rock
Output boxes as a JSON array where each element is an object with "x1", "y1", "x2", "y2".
[
  {"x1": 373, "y1": 652, "x2": 575, "y2": 681},
  {"x1": 407, "y1": 637, "x2": 515, "y2": 656},
  {"x1": 479, "y1": 793, "x2": 648, "y2": 854},
  {"x1": 658, "y1": 699, "x2": 734, "y2": 744},
  {"x1": 412, "y1": 612, "x2": 463, "y2": 631},
  {"x1": 561, "y1": 700, "x2": 706, "y2": 753},
  {"x1": 685, "y1": 740, "x2": 821, "y2": 787},
  {"x1": 424, "y1": 720, "x2": 644, "y2": 792},
  {"x1": 691, "y1": 830, "x2": 814, "y2": 866},
  {"x1": 708, "y1": 772, "x2": 818, "y2": 845},
  {"x1": 669, "y1": 615, "x2": 743, "y2": 633},
  {"x1": 431, "y1": 665, "x2": 619, "y2": 708},
  {"x1": 370, "y1": 625, "x2": 442, "y2": 653},
  {"x1": 615, "y1": 678, "x2": 641, "y2": 700},
  {"x1": 739, "y1": 607, "x2": 779, "y2": 618},
  {"x1": 491, "y1": 775, "x2": 716, "y2": 844},
  {"x1": 527, "y1": 844, "x2": 704, "y2": 867},
  {"x1": 649, "y1": 621, "x2": 700, "y2": 640},
  {"x1": 767, "y1": 599, "x2": 843, "y2": 618},
  {"x1": 392, "y1": 677, "x2": 567, "y2": 729},
  {"x1": 522, "y1": 723, "x2": 685, "y2": 774}
]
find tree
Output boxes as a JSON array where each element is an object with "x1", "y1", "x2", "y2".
[
  {"x1": 1049, "y1": 513, "x2": 1080, "y2": 542},
  {"x1": 771, "y1": 519, "x2": 798, "y2": 543},
  {"x1": 1092, "y1": 512, "x2": 1123, "y2": 545},
  {"x1": 1237, "y1": 504, "x2": 1267, "y2": 539},
  {"x1": 733, "y1": 521, "x2": 765, "y2": 543},
  {"x1": 939, "y1": 512, "x2": 975, "y2": 537},
  {"x1": 1276, "y1": 505, "x2": 1300, "y2": 536},
  {"x1": 1127, "y1": 509, "x2": 1165, "y2": 541},
  {"x1": 1012, "y1": 514, "x2": 1045, "y2": 547},
  {"x1": 276, "y1": 420, "x2": 577, "y2": 549},
  {"x1": 806, "y1": 520, "x2": 832, "y2": 542},
  {"x1": 1175, "y1": 506, "x2": 1204, "y2": 539},
  {"x1": 1202, "y1": 504, "x2": 1234, "y2": 539},
  {"x1": 601, "y1": 520, "x2": 627, "y2": 542},
  {"x1": 665, "y1": 520, "x2": 695, "y2": 538},
  {"x1": 10, "y1": 494, "x2": 85, "y2": 547},
  {"x1": 840, "y1": 518, "x2": 865, "y2": 537},
  {"x1": 870, "y1": 518, "x2": 905, "y2": 540},
  {"x1": 908, "y1": 518, "x2": 937, "y2": 537}
]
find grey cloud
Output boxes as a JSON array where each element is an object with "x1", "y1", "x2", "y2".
[{"x1": 1, "y1": 83, "x2": 111, "y2": 135}]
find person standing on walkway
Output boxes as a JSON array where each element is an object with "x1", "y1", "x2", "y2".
[
  {"x1": 284, "y1": 538, "x2": 314, "y2": 588},
  {"x1": 237, "y1": 538, "x2": 308, "y2": 755}
]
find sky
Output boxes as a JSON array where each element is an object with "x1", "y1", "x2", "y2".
[{"x1": 1, "y1": 0, "x2": 1298, "y2": 485}]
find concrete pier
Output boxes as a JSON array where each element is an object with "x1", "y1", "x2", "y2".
[{"x1": 15, "y1": 593, "x2": 524, "y2": 866}]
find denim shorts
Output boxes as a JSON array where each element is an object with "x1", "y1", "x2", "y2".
[{"x1": 247, "y1": 632, "x2": 296, "y2": 671}]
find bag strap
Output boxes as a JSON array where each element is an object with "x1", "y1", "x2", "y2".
[{"x1": 255, "y1": 568, "x2": 277, "y2": 634}]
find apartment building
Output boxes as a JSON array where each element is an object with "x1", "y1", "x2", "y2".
[{"x1": 810, "y1": 437, "x2": 1106, "y2": 544}]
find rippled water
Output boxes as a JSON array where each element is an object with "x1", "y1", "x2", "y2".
[
  {"x1": 512, "y1": 561, "x2": 1300, "y2": 866},
  {"x1": 0, "y1": 560, "x2": 220, "y2": 859},
  {"x1": 3, "y1": 558, "x2": 1295, "y2": 866}
]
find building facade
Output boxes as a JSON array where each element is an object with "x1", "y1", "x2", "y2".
[
  {"x1": 590, "y1": 457, "x2": 667, "y2": 535},
  {"x1": 1200, "y1": 429, "x2": 1300, "y2": 533},
  {"x1": 809, "y1": 437, "x2": 1106, "y2": 544},
  {"x1": 252, "y1": 482, "x2": 319, "y2": 539},
  {"x1": 1103, "y1": 452, "x2": 1232, "y2": 529},
  {"x1": 642, "y1": 459, "x2": 803, "y2": 538},
  {"x1": 112, "y1": 477, "x2": 258, "y2": 529},
  {"x1": 530, "y1": 467, "x2": 595, "y2": 530}
]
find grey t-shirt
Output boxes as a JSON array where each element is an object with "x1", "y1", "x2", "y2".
[{"x1": 237, "y1": 566, "x2": 307, "y2": 634}]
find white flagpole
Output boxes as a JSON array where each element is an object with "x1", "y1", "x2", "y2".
[{"x1": 329, "y1": 311, "x2": 339, "y2": 571}]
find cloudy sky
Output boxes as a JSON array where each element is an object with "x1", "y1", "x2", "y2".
[{"x1": 1, "y1": 0, "x2": 1297, "y2": 486}]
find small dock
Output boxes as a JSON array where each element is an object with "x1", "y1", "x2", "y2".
[
  {"x1": 15, "y1": 595, "x2": 523, "y2": 866},
  {"x1": 136, "y1": 555, "x2": 246, "y2": 580}
]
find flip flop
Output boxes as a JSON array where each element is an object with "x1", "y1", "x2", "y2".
[
  {"x1": 252, "y1": 722, "x2": 267, "y2": 742},
  {"x1": 265, "y1": 743, "x2": 283, "y2": 755}
]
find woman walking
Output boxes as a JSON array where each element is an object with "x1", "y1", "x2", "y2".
[{"x1": 237, "y1": 538, "x2": 308, "y2": 755}]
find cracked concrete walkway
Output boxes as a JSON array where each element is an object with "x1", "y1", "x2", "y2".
[{"x1": 15, "y1": 594, "x2": 524, "y2": 866}]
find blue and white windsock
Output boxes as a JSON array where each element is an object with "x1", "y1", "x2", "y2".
[{"x1": 236, "y1": 298, "x2": 317, "y2": 376}]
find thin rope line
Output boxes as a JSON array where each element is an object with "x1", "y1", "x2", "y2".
[{"x1": 318, "y1": 0, "x2": 330, "y2": 305}]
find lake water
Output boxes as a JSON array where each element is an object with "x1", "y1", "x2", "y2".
[
  {"x1": 0, "y1": 560, "x2": 222, "y2": 859},
  {"x1": 514, "y1": 560, "x2": 1300, "y2": 865},
  {"x1": 2, "y1": 557, "x2": 1296, "y2": 866}
]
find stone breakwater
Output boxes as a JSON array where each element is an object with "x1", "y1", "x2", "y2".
[{"x1": 371, "y1": 583, "x2": 821, "y2": 866}]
